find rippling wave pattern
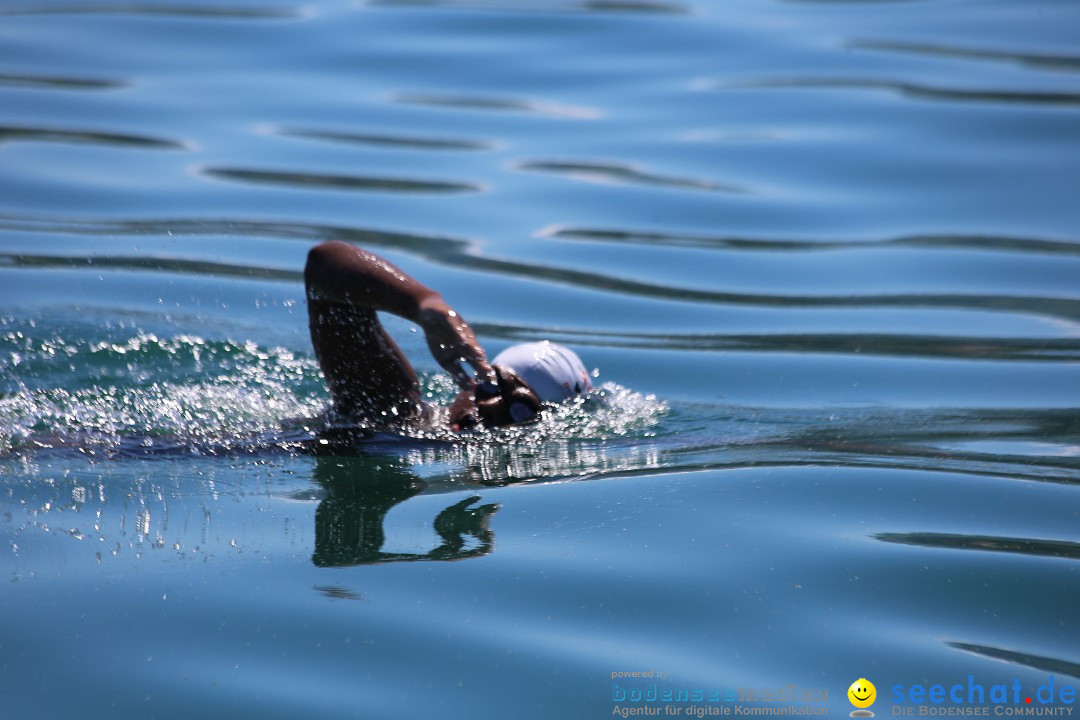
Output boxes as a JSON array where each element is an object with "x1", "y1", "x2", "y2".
[{"x1": 1, "y1": 0, "x2": 1078, "y2": 718}]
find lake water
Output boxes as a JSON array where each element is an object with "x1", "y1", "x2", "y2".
[{"x1": 1, "y1": 0, "x2": 1078, "y2": 717}]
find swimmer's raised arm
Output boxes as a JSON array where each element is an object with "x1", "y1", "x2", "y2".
[{"x1": 304, "y1": 241, "x2": 494, "y2": 390}]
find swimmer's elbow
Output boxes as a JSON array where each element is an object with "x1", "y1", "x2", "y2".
[
  {"x1": 306, "y1": 241, "x2": 350, "y2": 275},
  {"x1": 304, "y1": 241, "x2": 354, "y2": 295}
]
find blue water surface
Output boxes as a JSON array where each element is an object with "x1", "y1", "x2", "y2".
[{"x1": 1, "y1": 0, "x2": 1078, "y2": 718}]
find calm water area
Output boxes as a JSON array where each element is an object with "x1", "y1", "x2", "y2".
[{"x1": 1, "y1": 0, "x2": 1078, "y2": 717}]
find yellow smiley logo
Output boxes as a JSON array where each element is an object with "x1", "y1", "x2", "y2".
[{"x1": 848, "y1": 678, "x2": 877, "y2": 709}]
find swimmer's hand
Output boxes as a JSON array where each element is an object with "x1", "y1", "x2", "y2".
[{"x1": 417, "y1": 295, "x2": 495, "y2": 390}]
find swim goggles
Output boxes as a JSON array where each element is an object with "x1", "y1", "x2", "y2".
[{"x1": 475, "y1": 365, "x2": 542, "y2": 424}]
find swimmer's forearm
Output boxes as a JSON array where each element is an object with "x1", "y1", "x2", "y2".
[
  {"x1": 305, "y1": 241, "x2": 494, "y2": 388},
  {"x1": 304, "y1": 241, "x2": 439, "y2": 321}
]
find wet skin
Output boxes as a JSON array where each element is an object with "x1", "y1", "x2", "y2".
[{"x1": 305, "y1": 241, "x2": 541, "y2": 431}]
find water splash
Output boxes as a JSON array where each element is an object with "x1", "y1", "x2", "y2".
[
  {"x1": 0, "y1": 318, "x2": 668, "y2": 461},
  {"x1": 6, "y1": 318, "x2": 1072, "y2": 486},
  {"x1": 0, "y1": 321, "x2": 327, "y2": 455}
]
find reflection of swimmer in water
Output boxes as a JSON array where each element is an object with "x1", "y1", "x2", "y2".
[
  {"x1": 311, "y1": 455, "x2": 499, "y2": 567},
  {"x1": 305, "y1": 241, "x2": 591, "y2": 431}
]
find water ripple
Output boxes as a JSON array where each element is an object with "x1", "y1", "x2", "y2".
[
  {"x1": 201, "y1": 166, "x2": 482, "y2": 194},
  {"x1": 700, "y1": 77, "x2": 1080, "y2": 107},
  {"x1": 0, "y1": 213, "x2": 471, "y2": 253},
  {"x1": 469, "y1": 323, "x2": 1080, "y2": 362},
  {"x1": 0, "y1": 3, "x2": 300, "y2": 18},
  {"x1": 948, "y1": 643, "x2": 1080, "y2": 681},
  {"x1": 0, "y1": 72, "x2": 125, "y2": 90},
  {"x1": 850, "y1": 39, "x2": 1080, "y2": 73},
  {"x1": 367, "y1": 0, "x2": 691, "y2": 14},
  {"x1": 0, "y1": 125, "x2": 185, "y2": 149},
  {"x1": 514, "y1": 160, "x2": 745, "y2": 193},
  {"x1": 538, "y1": 226, "x2": 1080, "y2": 256},
  {"x1": 875, "y1": 532, "x2": 1080, "y2": 560},
  {"x1": 2, "y1": 215, "x2": 1079, "y2": 323},
  {"x1": 639, "y1": 407, "x2": 1080, "y2": 485},
  {"x1": 0, "y1": 253, "x2": 301, "y2": 282},
  {"x1": 392, "y1": 92, "x2": 601, "y2": 119},
  {"x1": 274, "y1": 126, "x2": 498, "y2": 151}
]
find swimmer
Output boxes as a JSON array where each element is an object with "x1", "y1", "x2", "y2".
[{"x1": 304, "y1": 241, "x2": 591, "y2": 431}]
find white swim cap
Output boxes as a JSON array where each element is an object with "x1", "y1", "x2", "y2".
[{"x1": 492, "y1": 341, "x2": 591, "y2": 404}]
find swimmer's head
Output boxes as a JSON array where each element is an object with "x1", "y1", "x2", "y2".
[
  {"x1": 449, "y1": 363, "x2": 541, "y2": 430},
  {"x1": 448, "y1": 342, "x2": 590, "y2": 431},
  {"x1": 491, "y1": 342, "x2": 591, "y2": 404}
]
